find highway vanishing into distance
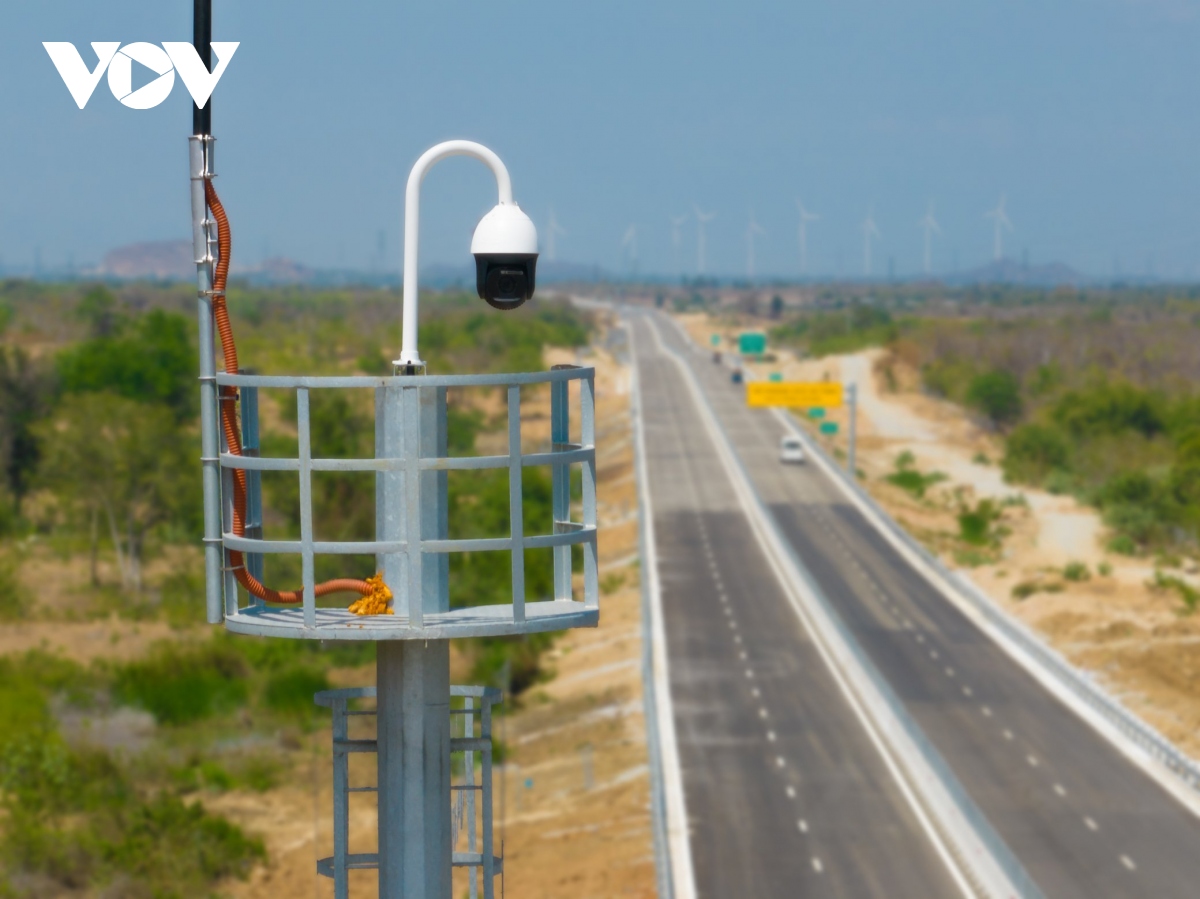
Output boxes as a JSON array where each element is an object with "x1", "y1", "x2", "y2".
[{"x1": 630, "y1": 309, "x2": 1200, "y2": 898}]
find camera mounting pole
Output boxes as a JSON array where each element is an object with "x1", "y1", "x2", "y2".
[{"x1": 396, "y1": 141, "x2": 514, "y2": 368}]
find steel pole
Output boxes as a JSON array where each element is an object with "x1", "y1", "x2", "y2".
[{"x1": 376, "y1": 384, "x2": 451, "y2": 897}]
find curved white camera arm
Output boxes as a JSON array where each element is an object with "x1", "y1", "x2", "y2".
[{"x1": 396, "y1": 140, "x2": 514, "y2": 367}]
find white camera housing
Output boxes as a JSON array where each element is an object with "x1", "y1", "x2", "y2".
[{"x1": 471, "y1": 203, "x2": 539, "y2": 310}]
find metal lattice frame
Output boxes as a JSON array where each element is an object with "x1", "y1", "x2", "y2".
[
  {"x1": 204, "y1": 367, "x2": 599, "y2": 640},
  {"x1": 314, "y1": 686, "x2": 503, "y2": 898}
]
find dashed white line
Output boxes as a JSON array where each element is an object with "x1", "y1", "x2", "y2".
[
  {"x1": 1026, "y1": 755, "x2": 1039, "y2": 768},
  {"x1": 739, "y1": 651, "x2": 748, "y2": 661},
  {"x1": 733, "y1": 634, "x2": 742, "y2": 644},
  {"x1": 1084, "y1": 817, "x2": 1098, "y2": 832},
  {"x1": 1120, "y1": 855, "x2": 1136, "y2": 871},
  {"x1": 1054, "y1": 784, "x2": 1067, "y2": 797},
  {"x1": 767, "y1": 730, "x2": 777, "y2": 742},
  {"x1": 758, "y1": 708, "x2": 769, "y2": 719},
  {"x1": 775, "y1": 756, "x2": 786, "y2": 768},
  {"x1": 786, "y1": 786, "x2": 796, "y2": 799},
  {"x1": 982, "y1": 706, "x2": 992, "y2": 717},
  {"x1": 811, "y1": 857, "x2": 824, "y2": 874},
  {"x1": 930, "y1": 650, "x2": 939, "y2": 660},
  {"x1": 751, "y1": 687, "x2": 760, "y2": 698},
  {"x1": 916, "y1": 634, "x2": 925, "y2": 643},
  {"x1": 962, "y1": 686, "x2": 973, "y2": 697},
  {"x1": 1003, "y1": 730, "x2": 1014, "y2": 741},
  {"x1": 745, "y1": 669, "x2": 755, "y2": 679},
  {"x1": 797, "y1": 818, "x2": 808, "y2": 832},
  {"x1": 945, "y1": 667, "x2": 955, "y2": 678}
]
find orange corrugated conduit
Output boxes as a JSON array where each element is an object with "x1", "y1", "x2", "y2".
[{"x1": 204, "y1": 179, "x2": 391, "y2": 615}]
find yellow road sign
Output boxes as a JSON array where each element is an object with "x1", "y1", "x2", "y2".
[{"x1": 747, "y1": 381, "x2": 843, "y2": 409}]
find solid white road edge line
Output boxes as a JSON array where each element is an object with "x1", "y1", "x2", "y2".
[
  {"x1": 629, "y1": 323, "x2": 698, "y2": 899},
  {"x1": 644, "y1": 316, "x2": 990, "y2": 899}
]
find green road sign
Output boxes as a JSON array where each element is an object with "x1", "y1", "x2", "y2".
[
  {"x1": 710, "y1": 334, "x2": 721, "y2": 346},
  {"x1": 769, "y1": 372, "x2": 783, "y2": 383},
  {"x1": 819, "y1": 422, "x2": 839, "y2": 435},
  {"x1": 808, "y1": 408, "x2": 826, "y2": 419},
  {"x1": 739, "y1": 331, "x2": 767, "y2": 355}
]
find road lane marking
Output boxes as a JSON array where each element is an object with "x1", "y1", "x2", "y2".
[
  {"x1": 759, "y1": 708, "x2": 768, "y2": 719},
  {"x1": 739, "y1": 651, "x2": 748, "y2": 661},
  {"x1": 945, "y1": 668, "x2": 955, "y2": 677},
  {"x1": 776, "y1": 756, "x2": 786, "y2": 768},
  {"x1": 811, "y1": 857, "x2": 823, "y2": 874},
  {"x1": 916, "y1": 634, "x2": 925, "y2": 643},
  {"x1": 1027, "y1": 755, "x2": 1039, "y2": 768},
  {"x1": 1003, "y1": 730, "x2": 1014, "y2": 741},
  {"x1": 1120, "y1": 855, "x2": 1136, "y2": 871},
  {"x1": 733, "y1": 634, "x2": 742, "y2": 644},
  {"x1": 930, "y1": 650, "x2": 939, "y2": 660},
  {"x1": 767, "y1": 730, "x2": 777, "y2": 742},
  {"x1": 1085, "y1": 817, "x2": 1098, "y2": 831},
  {"x1": 797, "y1": 818, "x2": 808, "y2": 832},
  {"x1": 786, "y1": 786, "x2": 796, "y2": 799},
  {"x1": 751, "y1": 687, "x2": 760, "y2": 698},
  {"x1": 982, "y1": 706, "x2": 992, "y2": 717},
  {"x1": 745, "y1": 669, "x2": 755, "y2": 679},
  {"x1": 1054, "y1": 784, "x2": 1066, "y2": 797}
]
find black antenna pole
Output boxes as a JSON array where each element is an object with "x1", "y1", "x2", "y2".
[{"x1": 193, "y1": 0, "x2": 212, "y2": 136}]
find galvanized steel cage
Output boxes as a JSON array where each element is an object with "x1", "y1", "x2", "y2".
[{"x1": 203, "y1": 366, "x2": 600, "y2": 640}]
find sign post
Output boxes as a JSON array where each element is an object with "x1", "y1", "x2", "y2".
[{"x1": 846, "y1": 383, "x2": 857, "y2": 482}]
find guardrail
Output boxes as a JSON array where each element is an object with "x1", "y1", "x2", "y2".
[
  {"x1": 784, "y1": 400, "x2": 1200, "y2": 799},
  {"x1": 648, "y1": 313, "x2": 1041, "y2": 899}
]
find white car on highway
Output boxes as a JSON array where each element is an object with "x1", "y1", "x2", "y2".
[{"x1": 779, "y1": 434, "x2": 806, "y2": 464}]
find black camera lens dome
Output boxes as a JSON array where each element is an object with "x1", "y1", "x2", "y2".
[{"x1": 474, "y1": 254, "x2": 537, "y2": 311}]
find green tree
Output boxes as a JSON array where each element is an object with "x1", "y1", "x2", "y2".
[
  {"x1": 0, "y1": 347, "x2": 55, "y2": 517},
  {"x1": 965, "y1": 370, "x2": 1023, "y2": 428},
  {"x1": 37, "y1": 393, "x2": 196, "y2": 591},
  {"x1": 57, "y1": 309, "x2": 195, "y2": 420}
]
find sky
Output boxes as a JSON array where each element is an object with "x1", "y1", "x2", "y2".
[{"x1": 3, "y1": 0, "x2": 1200, "y2": 281}]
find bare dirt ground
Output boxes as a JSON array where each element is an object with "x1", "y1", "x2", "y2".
[
  {"x1": 681, "y1": 312, "x2": 1200, "y2": 759},
  {"x1": 219, "y1": 335, "x2": 656, "y2": 898}
]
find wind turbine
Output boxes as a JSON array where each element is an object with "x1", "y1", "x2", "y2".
[
  {"x1": 745, "y1": 212, "x2": 766, "y2": 281},
  {"x1": 918, "y1": 202, "x2": 941, "y2": 275},
  {"x1": 985, "y1": 195, "x2": 1013, "y2": 261},
  {"x1": 862, "y1": 209, "x2": 881, "y2": 277},
  {"x1": 545, "y1": 208, "x2": 567, "y2": 263},
  {"x1": 694, "y1": 205, "x2": 716, "y2": 275},
  {"x1": 796, "y1": 200, "x2": 819, "y2": 275},
  {"x1": 670, "y1": 213, "x2": 688, "y2": 276},
  {"x1": 621, "y1": 224, "x2": 639, "y2": 275}
]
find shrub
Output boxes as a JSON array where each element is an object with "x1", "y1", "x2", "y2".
[
  {"x1": 1107, "y1": 534, "x2": 1139, "y2": 556},
  {"x1": 1150, "y1": 570, "x2": 1200, "y2": 613},
  {"x1": 1098, "y1": 561, "x2": 1113, "y2": 577},
  {"x1": 1062, "y1": 561, "x2": 1091, "y2": 582},
  {"x1": 114, "y1": 642, "x2": 249, "y2": 725},
  {"x1": 965, "y1": 370, "x2": 1023, "y2": 428},
  {"x1": 1011, "y1": 581, "x2": 1040, "y2": 600},
  {"x1": 1003, "y1": 424, "x2": 1071, "y2": 484},
  {"x1": 263, "y1": 666, "x2": 330, "y2": 716},
  {"x1": 958, "y1": 499, "x2": 1001, "y2": 546}
]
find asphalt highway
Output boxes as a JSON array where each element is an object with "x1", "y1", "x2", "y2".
[
  {"x1": 650, "y1": 310, "x2": 1200, "y2": 898},
  {"x1": 631, "y1": 316, "x2": 962, "y2": 898}
]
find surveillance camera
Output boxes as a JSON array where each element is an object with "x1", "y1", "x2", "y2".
[{"x1": 471, "y1": 203, "x2": 539, "y2": 310}]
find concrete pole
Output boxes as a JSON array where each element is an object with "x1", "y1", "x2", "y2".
[
  {"x1": 847, "y1": 382, "x2": 857, "y2": 482},
  {"x1": 375, "y1": 384, "x2": 451, "y2": 898}
]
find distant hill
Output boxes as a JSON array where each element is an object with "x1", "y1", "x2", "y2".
[
  {"x1": 945, "y1": 258, "x2": 1084, "y2": 287},
  {"x1": 95, "y1": 240, "x2": 193, "y2": 280}
]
